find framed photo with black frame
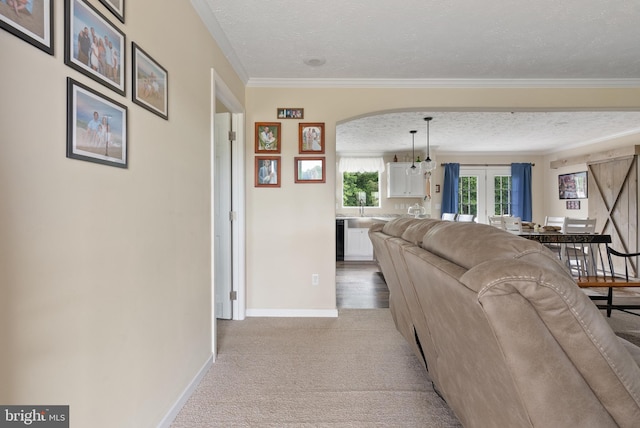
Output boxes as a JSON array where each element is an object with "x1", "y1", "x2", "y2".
[
  {"x1": 0, "y1": 0, "x2": 54, "y2": 55},
  {"x1": 64, "y1": 0, "x2": 125, "y2": 95},
  {"x1": 66, "y1": 77, "x2": 128, "y2": 168},
  {"x1": 558, "y1": 171, "x2": 588, "y2": 199},
  {"x1": 98, "y1": 0, "x2": 124, "y2": 23},
  {"x1": 132, "y1": 42, "x2": 168, "y2": 120}
]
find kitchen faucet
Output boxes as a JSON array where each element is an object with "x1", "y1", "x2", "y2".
[{"x1": 359, "y1": 200, "x2": 365, "y2": 216}]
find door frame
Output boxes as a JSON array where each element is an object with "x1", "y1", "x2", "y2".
[{"x1": 211, "y1": 69, "x2": 246, "y2": 358}]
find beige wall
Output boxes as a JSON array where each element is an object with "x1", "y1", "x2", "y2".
[
  {"x1": 245, "y1": 86, "x2": 640, "y2": 314},
  {"x1": 0, "y1": 1, "x2": 243, "y2": 427}
]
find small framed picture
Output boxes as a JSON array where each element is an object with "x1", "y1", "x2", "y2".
[
  {"x1": 299, "y1": 123, "x2": 325, "y2": 154},
  {"x1": 295, "y1": 157, "x2": 325, "y2": 183},
  {"x1": 255, "y1": 122, "x2": 281, "y2": 153},
  {"x1": 255, "y1": 156, "x2": 281, "y2": 187},
  {"x1": 67, "y1": 77, "x2": 128, "y2": 168},
  {"x1": 277, "y1": 108, "x2": 304, "y2": 119},
  {"x1": 566, "y1": 200, "x2": 581, "y2": 210},
  {"x1": 64, "y1": 0, "x2": 126, "y2": 95},
  {"x1": 132, "y1": 42, "x2": 168, "y2": 120},
  {"x1": 98, "y1": 0, "x2": 124, "y2": 23},
  {"x1": 0, "y1": 0, "x2": 53, "y2": 55}
]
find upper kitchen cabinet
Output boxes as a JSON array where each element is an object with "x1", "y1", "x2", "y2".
[{"x1": 386, "y1": 163, "x2": 426, "y2": 198}]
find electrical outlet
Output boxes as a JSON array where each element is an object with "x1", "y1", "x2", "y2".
[{"x1": 312, "y1": 274, "x2": 319, "y2": 286}]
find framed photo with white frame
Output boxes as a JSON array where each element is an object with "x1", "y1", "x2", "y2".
[
  {"x1": 132, "y1": 42, "x2": 168, "y2": 120},
  {"x1": 0, "y1": 0, "x2": 54, "y2": 55},
  {"x1": 67, "y1": 77, "x2": 128, "y2": 168},
  {"x1": 64, "y1": 0, "x2": 125, "y2": 95}
]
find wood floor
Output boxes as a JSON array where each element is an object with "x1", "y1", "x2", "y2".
[{"x1": 336, "y1": 261, "x2": 389, "y2": 308}]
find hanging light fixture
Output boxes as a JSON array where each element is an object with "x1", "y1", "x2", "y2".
[
  {"x1": 421, "y1": 117, "x2": 436, "y2": 172},
  {"x1": 406, "y1": 130, "x2": 421, "y2": 175}
]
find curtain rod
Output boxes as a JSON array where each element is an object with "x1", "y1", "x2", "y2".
[{"x1": 440, "y1": 163, "x2": 535, "y2": 167}]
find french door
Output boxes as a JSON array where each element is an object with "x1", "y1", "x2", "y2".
[{"x1": 459, "y1": 167, "x2": 511, "y2": 224}]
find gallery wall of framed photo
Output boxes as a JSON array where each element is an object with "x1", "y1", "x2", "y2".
[
  {"x1": 1, "y1": 0, "x2": 169, "y2": 170},
  {"x1": 254, "y1": 111, "x2": 326, "y2": 187}
]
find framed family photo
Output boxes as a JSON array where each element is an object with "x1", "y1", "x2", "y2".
[
  {"x1": 277, "y1": 108, "x2": 303, "y2": 119},
  {"x1": 67, "y1": 77, "x2": 127, "y2": 168},
  {"x1": 299, "y1": 123, "x2": 325, "y2": 154},
  {"x1": 98, "y1": 0, "x2": 124, "y2": 23},
  {"x1": 558, "y1": 171, "x2": 588, "y2": 199},
  {"x1": 295, "y1": 157, "x2": 325, "y2": 183},
  {"x1": 132, "y1": 42, "x2": 168, "y2": 119},
  {"x1": 0, "y1": 0, "x2": 54, "y2": 55},
  {"x1": 255, "y1": 156, "x2": 280, "y2": 187},
  {"x1": 64, "y1": 0, "x2": 125, "y2": 95},
  {"x1": 255, "y1": 122, "x2": 281, "y2": 153}
]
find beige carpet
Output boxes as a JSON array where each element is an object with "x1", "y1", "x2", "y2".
[
  {"x1": 170, "y1": 308, "x2": 639, "y2": 427},
  {"x1": 170, "y1": 309, "x2": 461, "y2": 427}
]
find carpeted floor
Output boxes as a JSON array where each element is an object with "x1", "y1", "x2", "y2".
[
  {"x1": 170, "y1": 309, "x2": 460, "y2": 427},
  {"x1": 170, "y1": 308, "x2": 640, "y2": 428}
]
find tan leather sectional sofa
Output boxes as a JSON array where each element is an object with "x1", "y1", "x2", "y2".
[{"x1": 369, "y1": 217, "x2": 640, "y2": 427}]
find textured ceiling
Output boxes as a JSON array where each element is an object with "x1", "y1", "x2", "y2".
[{"x1": 193, "y1": 0, "x2": 640, "y2": 154}]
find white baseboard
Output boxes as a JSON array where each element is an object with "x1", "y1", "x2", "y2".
[
  {"x1": 157, "y1": 354, "x2": 213, "y2": 428},
  {"x1": 246, "y1": 308, "x2": 339, "y2": 317}
]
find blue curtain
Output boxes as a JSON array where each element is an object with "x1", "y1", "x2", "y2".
[
  {"x1": 442, "y1": 163, "x2": 460, "y2": 214},
  {"x1": 511, "y1": 163, "x2": 532, "y2": 222}
]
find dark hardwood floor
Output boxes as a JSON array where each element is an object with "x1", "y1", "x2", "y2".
[{"x1": 336, "y1": 261, "x2": 389, "y2": 308}]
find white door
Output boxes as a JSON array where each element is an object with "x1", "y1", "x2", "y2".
[
  {"x1": 459, "y1": 167, "x2": 511, "y2": 224},
  {"x1": 214, "y1": 112, "x2": 233, "y2": 319}
]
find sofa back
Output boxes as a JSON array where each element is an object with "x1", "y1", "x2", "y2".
[{"x1": 378, "y1": 217, "x2": 640, "y2": 427}]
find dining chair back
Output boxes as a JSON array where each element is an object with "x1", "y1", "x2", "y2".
[
  {"x1": 457, "y1": 214, "x2": 476, "y2": 223},
  {"x1": 503, "y1": 216, "x2": 522, "y2": 233},
  {"x1": 563, "y1": 218, "x2": 596, "y2": 234},
  {"x1": 488, "y1": 216, "x2": 505, "y2": 229},
  {"x1": 441, "y1": 213, "x2": 457, "y2": 221},
  {"x1": 544, "y1": 216, "x2": 566, "y2": 232}
]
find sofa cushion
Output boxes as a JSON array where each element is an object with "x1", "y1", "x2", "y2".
[
  {"x1": 381, "y1": 217, "x2": 424, "y2": 237},
  {"x1": 422, "y1": 221, "x2": 568, "y2": 276},
  {"x1": 401, "y1": 218, "x2": 442, "y2": 246}
]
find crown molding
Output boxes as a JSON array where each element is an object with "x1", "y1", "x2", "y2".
[
  {"x1": 191, "y1": 0, "x2": 249, "y2": 84},
  {"x1": 247, "y1": 78, "x2": 640, "y2": 89}
]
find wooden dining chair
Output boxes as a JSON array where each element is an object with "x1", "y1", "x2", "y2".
[
  {"x1": 563, "y1": 217, "x2": 596, "y2": 234},
  {"x1": 544, "y1": 216, "x2": 566, "y2": 232}
]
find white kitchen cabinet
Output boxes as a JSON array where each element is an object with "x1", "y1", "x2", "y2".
[
  {"x1": 345, "y1": 227, "x2": 374, "y2": 261},
  {"x1": 386, "y1": 162, "x2": 426, "y2": 198}
]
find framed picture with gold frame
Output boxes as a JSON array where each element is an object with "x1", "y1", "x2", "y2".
[
  {"x1": 294, "y1": 157, "x2": 325, "y2": 183},
  {"x1": 299, "y1": 123, "x2": 324, "y2": 154},
  {"x1": 255, "y1": 156, "x2": 281, "y2": 187},
  {"x1": 255, "y1": 122, "x2": 281, "y2": 153}
]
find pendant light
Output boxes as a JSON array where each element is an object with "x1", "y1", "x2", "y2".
[
  {"x1": 421, "y1": 117, "x2": 436, "y2": 172},
  {"x1": 406, "y1": 130, "x2": 421, "y2": 175}
]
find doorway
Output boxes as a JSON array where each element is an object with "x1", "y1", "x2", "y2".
[{"x1": 211, "y1": 70, "x2": 245, "y2": 357}]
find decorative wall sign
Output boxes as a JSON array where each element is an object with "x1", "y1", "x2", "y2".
[
  {"x1": 0, "y1": 0, "x2": 53, "y2": 55},
  {"x1": 566, "y1": 200, "x2": 581, "y2": 210},
  {"x1": 65, "y1": 0, "x2": 125, "y2": 95},
  {"x1": 132, "y1": 42, "x2": 168, "y2": 120},
  {"x1": 255, "y1": 156, "x2": 280, "y2": 187},
  {"x1": 255, "y1": 122, "x2": 281, "y2": 153},
  {"x1": 277, "y1": 108, "x2": 303, "y2": 119},
  {"x1": 67, "y1": 77, "x2": 127, "y2": 168}
]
